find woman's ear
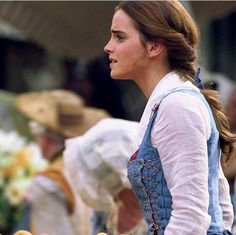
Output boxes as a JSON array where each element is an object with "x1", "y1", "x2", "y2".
[{"x1": 147, "y1": 41, "x2": 165, "y2": 58}]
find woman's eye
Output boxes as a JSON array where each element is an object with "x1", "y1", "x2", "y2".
[{"x1": 116, "y1": 35, "x2": 124, "y2": 42}]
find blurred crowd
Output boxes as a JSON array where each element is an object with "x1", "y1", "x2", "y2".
[{"x1": 0, "y1": 88, "x2": 148, "y2": 235}]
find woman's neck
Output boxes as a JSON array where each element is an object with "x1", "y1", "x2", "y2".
[{"x1": 135, "y1": 66, "x2": 171, "y2": 98}]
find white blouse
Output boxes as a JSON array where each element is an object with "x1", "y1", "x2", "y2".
[{"x1": 138, "y1": 72, "x2": 233, "y2": 234}]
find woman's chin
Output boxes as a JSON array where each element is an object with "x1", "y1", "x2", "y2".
[{"x1": 110, "y1": 71, "x2": 128, "y2": 80}]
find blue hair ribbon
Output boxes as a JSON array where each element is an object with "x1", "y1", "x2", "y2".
[{"x1": 194, "y1": 68, "x2": 204, "y2": 89}]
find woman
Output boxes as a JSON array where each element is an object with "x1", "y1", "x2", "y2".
[
  {"x1": 104, "y1": 1, "x2": 236, "y2": 234},
  {"x1": 14, "y1": 89, "x2": 110, "y2": 235}
]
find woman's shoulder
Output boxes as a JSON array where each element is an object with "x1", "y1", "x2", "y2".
[{"x1": 162, "y1": 89, "x2": 200, "y2": 105}]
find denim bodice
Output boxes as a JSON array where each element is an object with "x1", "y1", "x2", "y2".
[{"x1": 128, "y1": 88, "x2": 228, "y2": 234}]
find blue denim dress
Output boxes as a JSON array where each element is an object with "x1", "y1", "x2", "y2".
[{"x1": 128, "y1": 88, "x2": 232, "y2": 235}]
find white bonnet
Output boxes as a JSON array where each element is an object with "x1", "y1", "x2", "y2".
[{"x1": 63, "y1": 118, "x2": 139, "y2": 211}]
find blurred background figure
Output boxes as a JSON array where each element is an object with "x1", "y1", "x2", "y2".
[
  {"x1": 64, "y1": 118, "x2": 148, "y2": 235},
  {"x1": 13, "y1": 89, "x2": 110, "y2": 235},
  {"x1": 224, "y1": 86, "x2": 236, "y2": 235},
  {"x1": 225, "y1": 87, "x2": 236, "y2": 135},
  {"x1": 201, "y1": 69, "x2": 235, "y2": 109},
  {"x1": 222, "y1": 85, "x2": 236, "y2": 234}
]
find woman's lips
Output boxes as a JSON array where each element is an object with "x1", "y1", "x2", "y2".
[{"x1": 109, "y1": 58, "x2": 117, "y2": 67}]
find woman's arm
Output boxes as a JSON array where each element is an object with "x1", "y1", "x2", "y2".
[{"x1": 153, "y1": 93, "x2": 211, "y2": 234}]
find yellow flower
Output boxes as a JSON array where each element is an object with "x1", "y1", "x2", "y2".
[{"x1": 13, "y1": 148, "x2": 31, "y2": 167}]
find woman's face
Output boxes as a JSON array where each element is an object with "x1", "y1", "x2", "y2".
[
  {"x1": 104, "y1": 9, "x2": 148, "y2": 80},
  {"x1": 35, "y1": 133, "x2": 62, "y2": 161}
]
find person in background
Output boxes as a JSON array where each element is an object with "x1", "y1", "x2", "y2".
[
  {"x1": 14, "y1": 89, "x2": 110, "y2": 235},
  {"x1": 223, "y1": 86, "x2": 236, "y2": 235},
  {"x1": 64, "y1": 118, "x2": 148, "y2": 235},
  {"x1": 104, "y1": 1, "x2": 236, "y2": 234},
  {"x1": 225, "y1": 88, "x2": 236, "y2": 136},
  {"x1": 203, "y1": 80, "x2": 236, "y2": 181}
]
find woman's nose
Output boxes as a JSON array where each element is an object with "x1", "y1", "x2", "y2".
[{"x1": 104, "y1": 40, "x2": 112, "y2": 54}]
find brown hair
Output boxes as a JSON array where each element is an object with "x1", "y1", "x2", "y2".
[{"x1": 116, "y1": 1, "x2": 236, "y2": 161}]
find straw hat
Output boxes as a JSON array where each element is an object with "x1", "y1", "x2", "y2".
[
  {"x1": 63, "y1": 118, "x2": 139, "y2": 211},
  {"x1": 14, "y1": 89, "x2": 110, "y2": 137}
]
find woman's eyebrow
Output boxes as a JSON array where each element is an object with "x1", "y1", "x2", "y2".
[{"x1": 111, "y1": 29, "x2": 125, "y2": 34}]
